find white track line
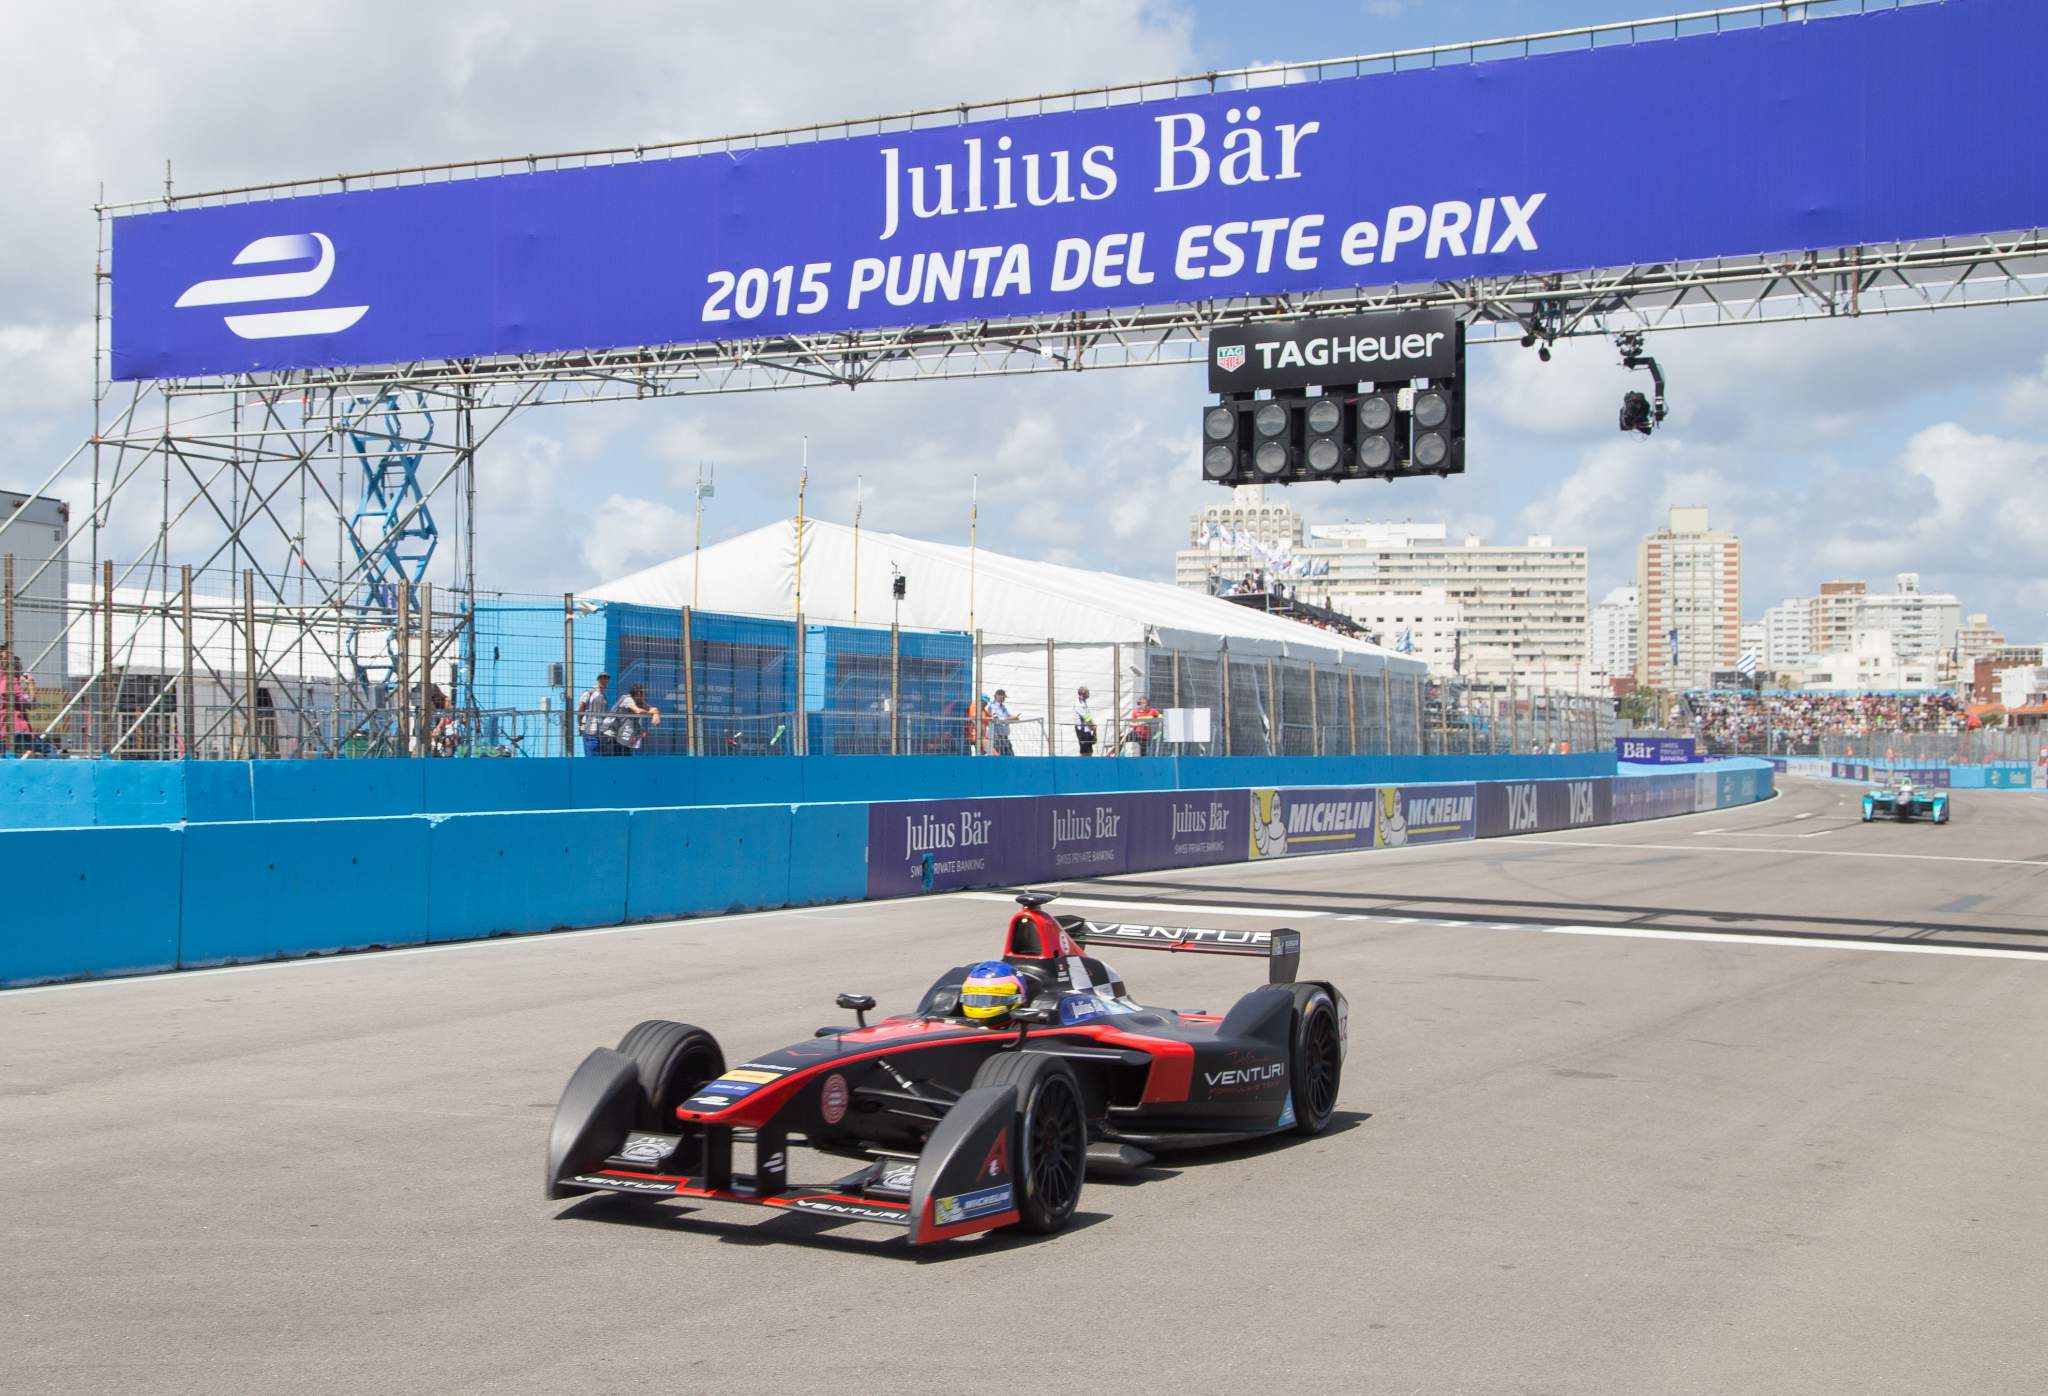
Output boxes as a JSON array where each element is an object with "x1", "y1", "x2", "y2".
[
  {"x1": 955, "y1": 891, "x2": 1327, "y2": 919},
  {"x1": 1524, "y1": 838, "x2": 2048, "y2": 867},
  {"x1": 1540, "y1": 924, "x2": 2047, "y2": 962}
]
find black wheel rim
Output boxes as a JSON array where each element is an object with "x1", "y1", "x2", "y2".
[
  {"x1": 1027, "y1": 1078, "x2": 1084, "y2": 1217},
  {"x1": 1303, "y1": 1009, "x2": 1340, "y2": 1120}
]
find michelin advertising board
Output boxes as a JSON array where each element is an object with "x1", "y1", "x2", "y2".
[{"x1": 1247, "y1": 784, "x2": 1476, "y2": 859}]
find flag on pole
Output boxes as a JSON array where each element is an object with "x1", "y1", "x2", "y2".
[
  {"x1": 1667, "y1": 627, "x2": 1680, "y2": 670},
  {"x1": 1737, "y1": 649, "x2": 1759, "y2": 676}
]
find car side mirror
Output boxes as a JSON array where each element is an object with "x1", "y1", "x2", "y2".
[
  {"x1": 836, "y1": 992, "x2": 877, "y2": 1028},
  {"x1": 1008, "y1": 1004, "x2": 1055, "y2": 1025}
]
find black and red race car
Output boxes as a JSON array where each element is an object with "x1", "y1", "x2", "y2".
[{"x1": 545, "y1": 891, "x2": 1348, "y2": 1245}]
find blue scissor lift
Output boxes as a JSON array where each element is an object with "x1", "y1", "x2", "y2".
[{"x1": 345, "y1": 393, "x2": 438, "y2": 748}]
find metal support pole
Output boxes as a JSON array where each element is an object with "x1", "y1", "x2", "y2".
[
  {"x1": 1266, "y1": 659, "x2": 1278, "y2": 756},
  {"x1": 1381, "y1": 669, "x2": 1392, "y2": 755},
  {"x1": 1346, "y1": 670, "x2": 1358, "y2": 755},
  {"x1": 562, "y1": 593, "x2": 575, "y2": 758},
  {"x1": 396, "y1": 581, "x2": 412, "y2": 757},
  {"x1": 180, "y1": 565, "x2": 194, "y2": 759},
  {"x1": 1221, "y1": 651, "x2": 1232, "y2": 757},
  {"x1": 889, "y1": 621, "x2": 900, "y2": 756},
  {"x1": 2, "y1": 554, "x2": 12, "y2": 660},
  {"x1": 1110, "y1": 642, "x2": 1121, "y2": 758},
  {"x1": 971, "y1": 627, "x2": 984, "y2": 756},
  {"x1": 1308, "y1": 664, "x2": 1321, "y2": 757},
  {"x1": 1046, "y1": 638, "x2": 1057, "y2": 757},
  {"x1": 419, "y1": 581, "x2": 434, "y2": 755},
  {"x1": 682, "y1": 605, "x2": 697, "y2": 757},
  {"x1": 794, "y1": 611, "x2": 806, "y2": 756},
  {"x1": 241, "y1": 569, "x2": 257, "y2": 761},
  {"x1": 101, "y1": 561, "x2": 115, "y2": 757}
]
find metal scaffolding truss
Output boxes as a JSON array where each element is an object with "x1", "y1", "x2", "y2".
[{"x1": 7, "y1": 0, "x2": 2040, "y2": 757}]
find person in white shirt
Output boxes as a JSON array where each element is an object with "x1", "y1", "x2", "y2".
[
  {"x1": 1072, "y1": 686, "x2": 1097, "y2": 756},
  {"x1": 577, "y1": 672, "x2": 610, "y2": 757},
  {"x1": 987, "y1": 689, "x2": 1016, "y2": 756}
]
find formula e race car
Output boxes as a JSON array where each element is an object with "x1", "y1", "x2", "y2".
[
  {"x1": 545, "y1": 891, "x2": 1347, "y2": 1246},
  {"x1": 1862, "y1": 777, "x2": 1949, "y2": 823}
]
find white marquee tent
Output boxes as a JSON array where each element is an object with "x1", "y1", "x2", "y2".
[{"x1": 589, "y1": 520, "x2": 1426, "y2": 754}]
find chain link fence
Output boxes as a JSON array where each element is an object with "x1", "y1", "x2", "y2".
[{"x1": 4, "y1": 552, "x2": 1617, "y2": 762}]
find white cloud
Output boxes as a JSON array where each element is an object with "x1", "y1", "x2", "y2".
[{"x1": 580, "y1": 494, "x2": 692, "y2": 579}]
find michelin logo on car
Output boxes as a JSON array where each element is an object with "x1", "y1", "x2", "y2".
[{"x1": 175, "y1": 232, "x2": 368, "y2": 341}]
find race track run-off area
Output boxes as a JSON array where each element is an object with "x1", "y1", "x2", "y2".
[{"x1": 4, "y1": 776, "x2": 2047, "y2": 1395}]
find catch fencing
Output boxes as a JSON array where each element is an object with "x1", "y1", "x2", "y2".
[{"x1": 2, "y1": 554, "x2": 1613, "y2": 762}]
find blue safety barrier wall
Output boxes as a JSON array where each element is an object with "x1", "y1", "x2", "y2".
[
  {"x1": 3, "y1": 754, "x2": 1755, "y2": 989},
  {"x1": 0, "y1": 751, "x2": 1617, "y2": 830},
  {"x1": 1825, "y1": 758, "x2": 2034, "y2": 790},
  {"x1": 4, "y1": 826, "x2": 183, "y2": 982}
]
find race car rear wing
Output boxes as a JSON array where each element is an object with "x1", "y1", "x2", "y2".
[{"x1": 1071, "y1": 921, "x2": 1301, "y2": 985}]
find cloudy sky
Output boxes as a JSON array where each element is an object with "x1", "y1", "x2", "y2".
[{"x1": 3, "y1": 0, "x2": 2043, "y2": 638}]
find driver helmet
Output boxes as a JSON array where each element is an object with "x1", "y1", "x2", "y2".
[{"x1": 960, "y1": 961, "x2": 1027, "y2": 1023}]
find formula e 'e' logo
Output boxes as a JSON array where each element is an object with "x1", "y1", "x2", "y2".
[
  {"x1": 175, "y1": 232, "x2": 368, "y2": 341},
  {"x1": 1215, "y1": 344, "x2": 1246, "y2": 372}
]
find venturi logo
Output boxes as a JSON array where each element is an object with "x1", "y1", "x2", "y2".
[{"x1": 174, "y1": 233, "x2": 368, "y2": 340}]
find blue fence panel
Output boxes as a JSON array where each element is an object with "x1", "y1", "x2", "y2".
[
  {"x1": 92, "y1": 762, "x2": 186, "y2": 826},
  {"x1": 184, "y1": 761, "x2": 253, "y2": 823},
  {"x1": 787, "y1": 803, "x2": 869, "y2": 906},
  {"x1": 0, "y1": 761, "x2": 97, "y2": 829},
  {"x1": 427, "y1": 810, "x2": 630, "y2": 942},
  {"x1": 693, "y1": 757, "x2": 804, "y2": 808},
  {"x1": 248, "y1": 759, "x2": 426, "y2": 821},
  {"x1": 422, "y1": 758, "x2": 574, "y2": 814},
  {"x1": 568, "y1": 754, "x2": 698, "y2": 810},
  {"x1": 626, "y1": 804, "x2": 794, "y2": 920},
  {"x1": 180, "y1": 816, "x2": 431, "y2": 966},
  {"x1": 1, "y1": 827, "x2": 183, "y2": 985}
]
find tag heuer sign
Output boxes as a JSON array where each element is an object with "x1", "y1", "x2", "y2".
[{"x1": 1206, "y1": 310, "x2": 1460, "y2": 392}]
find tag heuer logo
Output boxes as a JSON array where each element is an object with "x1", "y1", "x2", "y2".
[{"x1": 1215, "y1": 344, "x2": 1246, "y2": 372}]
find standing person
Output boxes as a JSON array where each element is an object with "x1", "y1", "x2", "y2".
[
  {"x1": 987, "y1": 689, "x2": 1015, "y2": 756},
  {"x1": 1126, "y1": 695, "x2": 1161, "y2": 757},
  {"x1": 577, "y1": 672, "x2": 611, "y2": 757},
  {"x1": 1072, "y1": 685, "x2": 1097, "y2": 757},
  {"x1": 2, "y1": 646, "x2": 35, "y2": 757},
  {"x1": 963, "y1": 694, "x2": 990, "y2": 755},
  {"x1": 605, "y1": 682, "x2": 661, "y2": 756}
]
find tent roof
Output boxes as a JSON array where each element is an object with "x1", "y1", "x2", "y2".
[{"x1": 588, "y1": 519, "x2": 1420, "y2": 671}]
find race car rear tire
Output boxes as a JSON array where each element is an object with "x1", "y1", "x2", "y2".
[
  {"x1": 1287, "y1": 987, "x2": 1343, "y2": 1136},
  {"x1": 615, "y1": 1020, "x2": 726, "y2": 1132},
  {"x1": 971, "y1": 1051, "x2": 1087, "y2": 1235}
]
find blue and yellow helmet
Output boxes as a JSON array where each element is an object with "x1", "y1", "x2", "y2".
[{"x1": 960, "y1": 961, "x2": 1027, "y2": 1022}]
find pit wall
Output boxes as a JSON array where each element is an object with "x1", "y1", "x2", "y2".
[
  {"x1": 1822, "y1": 759, "x2": 2035, "y2": 790},
  {"x1": 1, "y1": 757, "x2": 1769, "y2": 989},
  {"x1": 0, "y1": 752, "x2": 1616, "y2": 831}
]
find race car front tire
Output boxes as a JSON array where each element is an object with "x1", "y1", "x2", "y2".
[
  {"x1": 1288, "y1": 987, "x2": 1344, "y2": 1136},
  {"x1": 971, "y1": 1051, "x2": 1087, "y2": 1234},
  {"x1": 615, "y1": 1020, "x2": 726, "y2": 1132}
]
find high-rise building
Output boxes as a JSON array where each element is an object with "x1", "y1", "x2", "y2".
[
  {"x1": 1809, "y1": 580, "x2": 1868, "y2": 656},
  {"x1": 1956, "y1": 613, "x2": 2006, "y2": 668},
  {"x1": 1635, "y1": 506, "x2": 1741, "y2": 691},
  {"x1": 1174, "y1": 508, "x2": 1589, "y2": 688},
  {"x1": 1761, "y1": 597, "x2": 1812, "y2": 669},
  {"x1": 1850, "y1": 573, "x2": 1960, "y2": 662},
  {"x1": 1589, "y1": 585, "x2": 1640, "y2": 685}
]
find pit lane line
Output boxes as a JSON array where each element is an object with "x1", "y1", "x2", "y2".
[
  {"x1": 966, "y1": 891, "x2": 2048, "y2": 963},
  {"x1": 1522, "y1": 838, "x2": 2047, "y2": 866}
]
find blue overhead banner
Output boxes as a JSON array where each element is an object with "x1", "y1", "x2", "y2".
[{"x1": 112, "y1": 0, "x2": 2047, "y2": 379}]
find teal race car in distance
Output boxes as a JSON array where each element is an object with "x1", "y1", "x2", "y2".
[{"x1": 1862, "y1": 778, "x2": 1949, "y2": 823}]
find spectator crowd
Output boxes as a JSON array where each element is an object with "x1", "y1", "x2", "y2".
[{"x1": 1688, "y1": 690, "x2": 1966, "y2": 753}]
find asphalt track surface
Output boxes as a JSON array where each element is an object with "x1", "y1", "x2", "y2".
[{"x1": 6, "y1": 776, "x2": 2048, "y2": 1395}]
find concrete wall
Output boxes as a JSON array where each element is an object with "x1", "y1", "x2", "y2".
[
  {"x1": 0, "y1": 758, "x2": 1768, "y2": 989},
  {"x1": 0, "y1": 751, "x2": 1618, "y2": 831}
]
